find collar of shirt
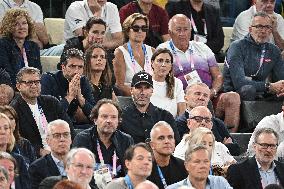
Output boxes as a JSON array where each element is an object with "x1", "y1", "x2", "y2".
[
  {"x1": 256, "y1": 158, "x2": 276, "y2": 173},
  {"x1": 185, "y1": 176, "x2": 211, "y2": 187},
  {"x1": 8, "y1": 0, "x2": 28, "y2": 8},
  {"x1": 51, "y1": 153, "x2": 61, "y2": 166},
  {"x1": 83, "y1": 0, "x2": 106, "y2": 19}
]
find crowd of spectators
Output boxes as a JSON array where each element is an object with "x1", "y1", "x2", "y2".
[{"x1": 0, "y1": 0, "x2": 283, "y2": 189}]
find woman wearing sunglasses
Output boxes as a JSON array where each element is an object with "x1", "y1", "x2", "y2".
[{"x1": 113, "y1": 13, "x2": 155, "y2": 96}]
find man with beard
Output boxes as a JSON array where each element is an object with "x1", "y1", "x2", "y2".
[
  {"x1": 223, "y1": 12, "x2": 284, "y2": 101},
  {"x1": 227, "y1": 128, "x2": 284, "y2": 189},
  {"x1": 147, "y1": 121, "x2": 187, "y2": 189},
  {"x1": 231, "y1": 0, "x2": 284, "y2": 50},
  {"x1": 10, "y1": 67, "x2": 75, "y2": 157},
  {"x1": 119, "y1": 71, "x2": 180, "y2": 144},
  {"x1": 106, "y1": 143, "x2": 153, "y2": 189},
  {"x1": 41, "y1": 48, "x2": 96, "y2": 128},
  {"x1": 28, "y1": 120, "x2": 72, "y2": 189},
  {"x1": 72, "y1": 99, "x2": 134, "y2": 182},
  {"x1": 167, "y1": 144, "x2": 232, "y2": 189}
]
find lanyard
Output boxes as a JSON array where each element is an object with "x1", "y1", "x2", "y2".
[
  {"x1": 169, "y1": 40, "x2": 194, "y2": 71},
  {"x1": 127, "y1": 42, "x2": 151, "y2": 73},
  {"x1": 22, "y1": 46, "x2": 29, "y2": 67},
  {"x1": 37, "y1": 104, "x2": 48, "y2": 134},
  {"x1": 190, "y1": 14, "x2": 207, "y2": 36},
  {"x1": 124, "y1": 175, "x2": 134, "y2": 189},
  {"x1": 157, "y1": 166, "x2": 167, "y2": 188},
  {"x1": 251, "y1": 46, "x2": 266, "y2": 77},
  {"x1": 96, "y1": 140, "x2": 117, "y2": 175}
]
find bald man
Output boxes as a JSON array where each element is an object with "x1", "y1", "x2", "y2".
[
  {"x1": 147, "y1": 121, "x2": 187, "y2": 189},
  {"x1": 135, "y1": 180, "x2": 158, "y2": 189}
]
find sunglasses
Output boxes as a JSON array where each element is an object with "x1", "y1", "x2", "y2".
[{"x1": 131, "y1": 25, "x2": 148, "y2": 32}]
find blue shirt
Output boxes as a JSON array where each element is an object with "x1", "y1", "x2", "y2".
[{"x1": 166, "y1": 175, "x2": 233, "y2": 189}]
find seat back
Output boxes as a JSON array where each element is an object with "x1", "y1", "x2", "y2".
[
  {"x1": 222, "y1": 27, "x2": 233, "y2": 52},
  {"x1": 41, "y1": 56, "x2": 60, "y2": 72},
  {"x1": 44, "y1": 18, "x2": 65, "y2": 45}
]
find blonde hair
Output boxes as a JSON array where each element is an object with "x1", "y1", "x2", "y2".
[
  {"x1": 184, "y1": 127, "x2": 215, "y2": 150},
  {"x1": 122, "y1": 13, "x2": 149, "y2": 42},
  {"x1": 0, "y1": 113, "x2": 15, "y2": 152},
  {"x1": 0, "y1": 8, "x2": 34, "y2": 39}
]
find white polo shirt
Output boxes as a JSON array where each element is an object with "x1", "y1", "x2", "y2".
[
  {"x1": 0, "y1": 0, "x2": 43, "y2": 23},
  {"x1": 64, "y1": 0, "x2": 122, "y2": 41}
]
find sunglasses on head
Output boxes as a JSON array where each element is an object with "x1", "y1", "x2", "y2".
[{"x1": 131, "y1": 25, "x2": 148, "y2": 32}]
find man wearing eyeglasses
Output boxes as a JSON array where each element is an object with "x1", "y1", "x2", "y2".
[
  {"x1": 175, "y1": 83, "x2": 240, "y2": 156},
  {"x1": 224, "y1": 12, "x2": 284, "y2": 101},
  {"x1": 232, "y1": 0, "x2": 284, "y2": 50},
  {"x1": 10, "y1": 67, "x2": 75, "y2": 158},
  {"x1": 29, "y1": 119, "x2": 72, "y2": 189},
  {"x1": 227, "y1": 128, "x2": 284, "y2": 189},
  {"x1": 39, "y1": 148, "x2": 98, "y2": 189}
]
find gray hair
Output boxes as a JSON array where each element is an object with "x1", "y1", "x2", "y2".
[
  {"x1": 254, "y1": 128, "x2": 279, "y2": 144},
  {"x1": 16, "y1": 67, "x2": 41, "y2": 83},
  {"x1": 184, "y1": 144, "x2": 209, "y2": 162},
  {"x1": 168, "y1": 14, "x2": 191, "y2": 31},
  {"x1": 150, "y1": 121, "x2": 173, "y2": 140},
  {"x1": 47, "y1": 119, "x2": 70, "y2": 136},
  {"x1": 65, "y1": 148, "x2": 95, "y2": 168}
]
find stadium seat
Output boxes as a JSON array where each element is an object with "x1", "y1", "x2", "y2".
[
  {"x1": 41, "y1": 56, "x2": 60, "y2": 72},
  {"x1": 44, "y1": 18, "x2": 65, "y2": 45},
  {"x1": 222, "y1": 27, "x2": 233, "y2": 52}
]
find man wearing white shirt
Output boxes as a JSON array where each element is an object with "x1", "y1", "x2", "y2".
[
  {"x1": 247, "y1": 103, "x2": 284, "y2": 156},
  {"x1": 231, "y1": 0, "x2": 284, "y2": 50},
  {"x1": 64, "y1": 0, "x2": 123, "y2": 49}
]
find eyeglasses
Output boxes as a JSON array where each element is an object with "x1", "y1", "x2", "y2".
[
  {"x1": 156, "y1": 58, "x2": 172, "y2": 65},
  {"x1": 71, "y1": 163, "x2": 94, "y2": 171},
  {"x1": 256, "y1": 142, "x2": 278, "y2": 150},
  {"x1": 189, "y1": 116, "x2": 212, "y2": 123},
  {"x1": 20, "y1": 80, "x2": 41, "y2": 86},
  {"x1": 131, "y1": 25, "x2": 148, "y2": 32},
  {"x1": 251, "y1": 25, "x2": 272, "y2": 31},
  {"x1": 50, "y1": 132, "x2": 71, "y2": 139}
]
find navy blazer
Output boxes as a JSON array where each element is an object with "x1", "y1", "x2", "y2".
[
  {"x1": 227, "y1": 156, "x2": 284, "y2": 189},
  {"x1": 10, "y1": 95, "x2": 75, "y2": 156},
  {"x1": 0, "y1": 37, "x2": 41, "y2": 87},
  {"x1": 12, "y1": 152, "x2": 31, "y2": 189},
  {"x1": 28, "y1": 154, "x2": 60, "y2": 189}
]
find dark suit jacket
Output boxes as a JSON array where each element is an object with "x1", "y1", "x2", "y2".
[
  {"x1": 227, "y1": 156, "x2": 284, "y2": 189},
  {"x1": 28, "y1": 154, "x2": 60, "y2": 189},
  {"x1": 39, "y1": 175, "x2": 98, "y2": 189},
  {"x1": 10, "y1": 95, "x2": 75, "y2": 156}
]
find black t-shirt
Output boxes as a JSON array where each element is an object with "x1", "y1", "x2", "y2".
[
  {"x1": 96, "y1": 140, "x2": 122, "y2": 177},
  {"x1": 147, "y1": 156, "x2": 188, "y2": 189}
]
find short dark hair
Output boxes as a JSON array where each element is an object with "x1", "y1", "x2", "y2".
[
  {"x1": 84, "y1": 17, "x2": 106, "y2": 32},
  {"x1": 89, "y1": 98, "x2": 122, "y2": 121},
  {"x1": 264, "y1": 184, "x2": 283, "y2": 189},
  {"x1": 61, "y1": 48, "x2": 85, "y2": 66},
  {"x1": 124, "y1": 143, "x2": 152, "y2": 162},
  {"x1": 16, "y1": 67, "x2": 41, "y2": 83},
  {"x1": 254, "y1": 128, "x2": 279, "y2": 144}
]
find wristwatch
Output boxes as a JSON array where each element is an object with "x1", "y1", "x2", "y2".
[{"x1": 265, "y1": 82, "x2": 271, "y2": 92}]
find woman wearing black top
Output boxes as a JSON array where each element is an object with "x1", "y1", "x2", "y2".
[{"x1": 84, "y1": 44, "x2": 117, "y2": 102}]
